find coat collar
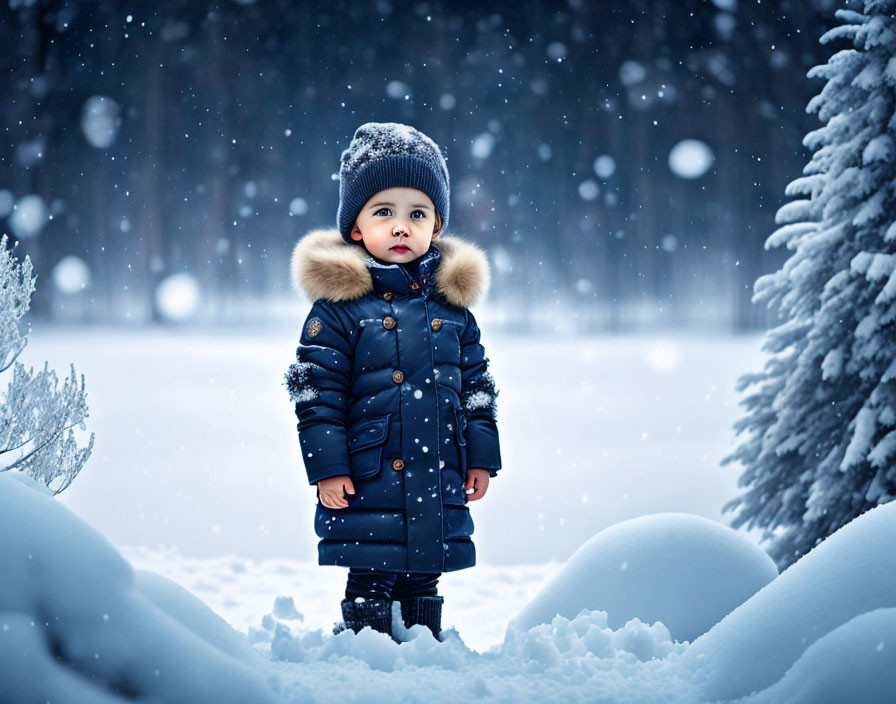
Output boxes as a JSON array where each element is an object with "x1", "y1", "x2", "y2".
[{"x1": 290, "y1": 228, "x2": 491, "y2": 308}]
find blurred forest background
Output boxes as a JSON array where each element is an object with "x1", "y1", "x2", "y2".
[{"x1": 0, "y1": 0, "x2": 861, "y2": 331}]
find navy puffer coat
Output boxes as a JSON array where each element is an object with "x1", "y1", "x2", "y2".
[{"x1": 285, "y1": 229, "x2": 502, "y2": 573}]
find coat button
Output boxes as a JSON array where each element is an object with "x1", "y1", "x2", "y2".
[
  {"x1": 383, "y1": 291, "x2": 393, "y2": 301},
  {"x1": 392, "y1": 458, "x2": 405, "y2": 471},
  {"x1": 383, "y1": 316, "x2": 396, "y2": 330},
  {"x1": 430, "y1": 318, "x2": 442, "y2": 331},
  {"x1": 392, "y1": 370, "x2": 404, "y2": 384}
]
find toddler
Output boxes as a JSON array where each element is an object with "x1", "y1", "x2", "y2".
[{"x1": 285, "y1": 122, "x2": 502, "y2": 643}]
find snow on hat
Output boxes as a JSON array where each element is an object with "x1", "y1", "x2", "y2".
[{"x1": 336, "y1": 122, "x2": 450, "y2": 244}]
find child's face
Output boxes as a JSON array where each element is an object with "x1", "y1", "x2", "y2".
[{"x1": 350, "y1": 187, "x2": 442, "y2": 263}]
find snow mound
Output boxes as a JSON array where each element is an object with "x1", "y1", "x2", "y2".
[
  {"x1": 741, "y1": 608, "x2": 896, "y2": 704},
  {"x1": 502, "y1": 607, "x2": 683, "y2": 664},
  {"x1": 0, "y1": 472, "x2": 283, "y2": 703},
  {"x1": 685, "y1": 501, "x2": 896, "y2": 702},
  {"x1": 507, "y1": 512, "x2": 777, "y2": 643},
  {"x1": 132, "y1": 569, "x2": 258, "y2": 662}
]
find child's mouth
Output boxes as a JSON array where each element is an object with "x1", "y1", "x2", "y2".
[{"x1": 391, "y1": 246, "x2": 410, "y2": 253}]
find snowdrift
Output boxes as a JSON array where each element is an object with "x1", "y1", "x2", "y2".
[
  {"x1": 3, "y1": 467, "x2": 895, "y2": 704},
  {"x1": 507, "y1": 512, "x2": 777, "y2": 643},
  {"x1": 683, "y1": 500, "x2": 896, "y2": 702},
  {"x1": 0, "y1": 471, "x2": 284, "y2": 703},
  {"x1": 739, "y1": 608, "x2": 896, "y2": 704}
]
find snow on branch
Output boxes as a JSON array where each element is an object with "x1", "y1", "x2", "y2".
[{"x1": 0, "y1": 234, "x2": 94, "y2": 494}]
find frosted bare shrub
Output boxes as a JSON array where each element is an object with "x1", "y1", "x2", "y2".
[{"x1": 0, "y1": 234, "x2": 94, "y2": 493}]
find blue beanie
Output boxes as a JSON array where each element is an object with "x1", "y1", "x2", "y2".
[{"x1": 336, "y1": 122, "x2": 450, "y2": 244}]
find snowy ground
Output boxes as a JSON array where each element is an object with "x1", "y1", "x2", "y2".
[
  {"x1": 24, "y1": 321, "x2": 765, "y2": 653},
  {"x1": 29, "y1": 320, "x2": 762, "y2": 562},
  {"x1": 4, "y1": 321, "x2": 894, "y2": 701},
  {"x1": 3, "y1": 470, "x2": 894, "y2": 703},
  {"x1": 118, "y1": 546, "x2": 560, "y2": 654}
]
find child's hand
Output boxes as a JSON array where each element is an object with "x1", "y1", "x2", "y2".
[
  {"x1": 464, "y1": 469, "x2": 490, "y2": 501},
  {"x1": 317, "y1": 475, "x2": 355, "y2": 509}
]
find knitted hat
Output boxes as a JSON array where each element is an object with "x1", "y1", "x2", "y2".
[{"x1": 336, "y1": 122, "x2": 450, "y2": 244}]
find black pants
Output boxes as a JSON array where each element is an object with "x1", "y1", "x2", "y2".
[{"x1": 345, "y1": 567, "x2": 441, "y2": 601}]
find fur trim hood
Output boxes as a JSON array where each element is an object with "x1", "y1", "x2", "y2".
[{"x1": 290, "y1": 228, "x2": 491, "y2": 308}]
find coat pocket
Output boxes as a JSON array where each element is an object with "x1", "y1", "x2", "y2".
[
  {"x1": 453, "y1": 406, "x2": 468, "y2": 476},
  {"x1": 347, "y1": 413, "x2": 391, "y2": 481}
]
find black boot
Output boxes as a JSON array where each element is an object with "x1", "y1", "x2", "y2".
[
  {"x1": 400, "y1": 595, "x2": 444, "y2": 641},
  {"x1": 332, "y1": 598, "x2": 393, "y2": 638}
]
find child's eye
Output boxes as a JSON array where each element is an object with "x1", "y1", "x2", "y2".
[{"x1": 373, "y1": 208, "x2": 427, "y2": 219}]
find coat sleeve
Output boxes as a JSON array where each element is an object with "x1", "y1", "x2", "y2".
[
  {"x1": 458, "y1": 308, "x2": 502, "y2": 476},
  {"x1": 285, "y1": 299, "x2": 354, "y2": 485}
]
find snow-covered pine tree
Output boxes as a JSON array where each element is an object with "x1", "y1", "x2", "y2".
[
  {"x1": 0, "y1": 234, "x2": 94, "y2": 493},
  {"x1": 722, "y1": 1, "x2": 896, "y2": 569}
]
